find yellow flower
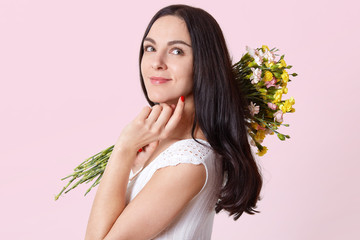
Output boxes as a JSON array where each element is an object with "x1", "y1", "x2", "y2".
[
  {"x1": 263, "y1": 71, "x2": 273, "y2": 82},
  {"x1": 281, "y1": 70, "x2": 289, "y2": 83},
  {"x1": 280, "y1": 59, "x2": 287, "y2": 67},
  {"x1": 257, "y1": 146, "x2": 268, "y2": 156},
  {"x1": 279, "y1": 97, "x2": 295, "y2": 112},
  {"x1": 278, "y1": 59, "x2": 287, "y2": 68},
  {"x1": 282, "y1": 87, "x2": 288, "y2": 94},
  {"x1": 289, "y1": 96, "x2": 295, "y2": 105},
  {"x1": 279, "y1": 104, "x2": 285, "y2": 113},
  {"x1": 265, "y1": 61, "x2": 274, "y2": 68},
  {"x1": 262, "y1": 45, "x2": 270, "y2": 52},
  {"x1": 273, "y1": 90, "x2": 283, "y2": 103},
  {"x1": 251, "y1": 122, "x2": 259, "y2": 130},
  {"x1": 254, "y1": 130, "x2": 266, "y2": 142}
]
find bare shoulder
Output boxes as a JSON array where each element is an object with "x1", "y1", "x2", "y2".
[{"x1": 152, "y1": 160, "x2": 207, "y2": 196}]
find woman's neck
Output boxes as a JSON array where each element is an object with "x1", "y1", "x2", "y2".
[{"x1": 165, "y1": 95, "x2": 206, "y2": 141}]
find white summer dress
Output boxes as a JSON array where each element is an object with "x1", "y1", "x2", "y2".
[{"x1": 125, "y1": 138, "x2": 223, "y2": 240}]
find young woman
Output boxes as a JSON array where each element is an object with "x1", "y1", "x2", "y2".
[{"x1": 85, "y1": 4, "x2": 262, "y2": 240}]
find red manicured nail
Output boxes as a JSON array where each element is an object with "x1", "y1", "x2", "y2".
[
  {"x1": 181, "y1": 96, "x2": 185, "y2": 102},
  {"x1": 138, "y1": 148, "x2": 143, "y2": 152}
]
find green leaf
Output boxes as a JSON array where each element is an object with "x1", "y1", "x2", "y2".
[{"x1": 274, "y1": 72, "x2": 281, "y2": 78}]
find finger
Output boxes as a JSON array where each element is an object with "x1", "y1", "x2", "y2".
[
  {"x1": 153, "y1": 104, "x2": 173, "y2": 128},
  {"x1": 164, "y1": 96, "x2": 185, "y2": 132},
  {"x1": 135, "y1": 106, "x2": 152, "y2": 121},
  {"x1": 146, "y1": 104, "x2": 163, "y2": 123},
  {"x1": 145, "y1": 140, "x2": 159, "y2": 154}
]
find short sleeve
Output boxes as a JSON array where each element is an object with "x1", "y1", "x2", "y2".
[{"x1": 152, "y1": 139, "x2": 212, "y2": 194}]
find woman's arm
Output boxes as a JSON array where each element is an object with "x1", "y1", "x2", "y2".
[
  {"x1": 85, "y1": 146, "x2": 206, "y2": 240},
  {"x1": 85, "y1": 97, "x2": 186, "y2": 239},
  {"x1": 84, "y1": 146, "x2": 135, "y2": 239}
]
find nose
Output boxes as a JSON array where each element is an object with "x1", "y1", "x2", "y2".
[{"x1": 151, "y1": 52, "x2": 167, "y2": 70}]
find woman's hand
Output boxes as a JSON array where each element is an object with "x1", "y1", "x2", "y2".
[{"x1": 114, "y1": 96, "x2": 185, "y2": 155}]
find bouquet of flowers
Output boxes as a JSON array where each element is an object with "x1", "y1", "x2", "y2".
[
  {"x1": 233, "y1": 45, "x2": 297, "y2": 156},
  {"x1": 55, "y1": 45, "x2": 297, "y2": 200}
]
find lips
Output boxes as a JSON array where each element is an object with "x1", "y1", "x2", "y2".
[{"x1": 150, "y1": 76, "x2": 171, "y2": 84}]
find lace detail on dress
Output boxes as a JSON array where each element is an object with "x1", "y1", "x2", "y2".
[
  {"x1": 155, "y1": 139, "x2": 211, "y2": 166},
  {"x1": 153, "y1": 139, "x2": 212, "y2": 193},
  {"x1": 128, "y1": 139, "x2": 212, "y2": 183}
]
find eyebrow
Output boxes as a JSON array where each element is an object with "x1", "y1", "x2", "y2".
[{"x1": 144, "y1": 37, "x2": 192, "y2": 48}]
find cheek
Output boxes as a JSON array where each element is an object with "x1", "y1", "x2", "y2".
[
  {"x1": 172, "y1": 58, "x2": 193, "y2": 78},
  {"x1": 185, "y1": 57, "x2": 194, "y2": 78},
  {"x1": 174, "y1": 64, "x2": 193, "y2": 93},
  {"x1": 182, "y1": 61, "x2": 194, "y2": 85}
]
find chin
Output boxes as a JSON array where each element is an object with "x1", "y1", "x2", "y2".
[{"x1": 148, "y1": 94, "x2": 178, "y2": 104}]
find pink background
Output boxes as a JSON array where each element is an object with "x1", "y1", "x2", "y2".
[{"x1": 1, "y1": 0, "x2": 359, "y2": 239}]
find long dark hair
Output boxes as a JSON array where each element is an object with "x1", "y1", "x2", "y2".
[{"x1": 139, "y1": 4, "x2": 262, "y2": 220}]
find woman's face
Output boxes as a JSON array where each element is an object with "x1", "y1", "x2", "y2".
[{"x1": 141, "y1": 15, "x2": 193, "y2": 104}]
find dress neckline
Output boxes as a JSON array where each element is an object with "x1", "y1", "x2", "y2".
[{"x1": 129, "y1": 138, "x2": 210, "y2": 182}]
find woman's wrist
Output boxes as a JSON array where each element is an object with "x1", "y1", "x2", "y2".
[
  {"x1": 114, "y1": 137, "x2": 139, "y2": 153},
  {"x1": 107, "y1": 146, "x2": 136, "y2": 170},
  {"x1": 113, "y1": 144, "x2": 137, "y2": 157}
]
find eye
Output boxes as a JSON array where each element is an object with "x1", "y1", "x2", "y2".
[
  {"x1": 171, "y1": 48, "x2": 184, "y2": 55},
  {"x1": 144, "y1": 45, "x2": 155, "y2": 52}
]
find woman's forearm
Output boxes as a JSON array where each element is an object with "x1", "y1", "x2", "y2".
[
  {"x1": 85, "y1": 146, "x2": 135, "y2": 240},
  {"x1": 84, "y1": 99, "x2": 184, "y2": 239}
]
